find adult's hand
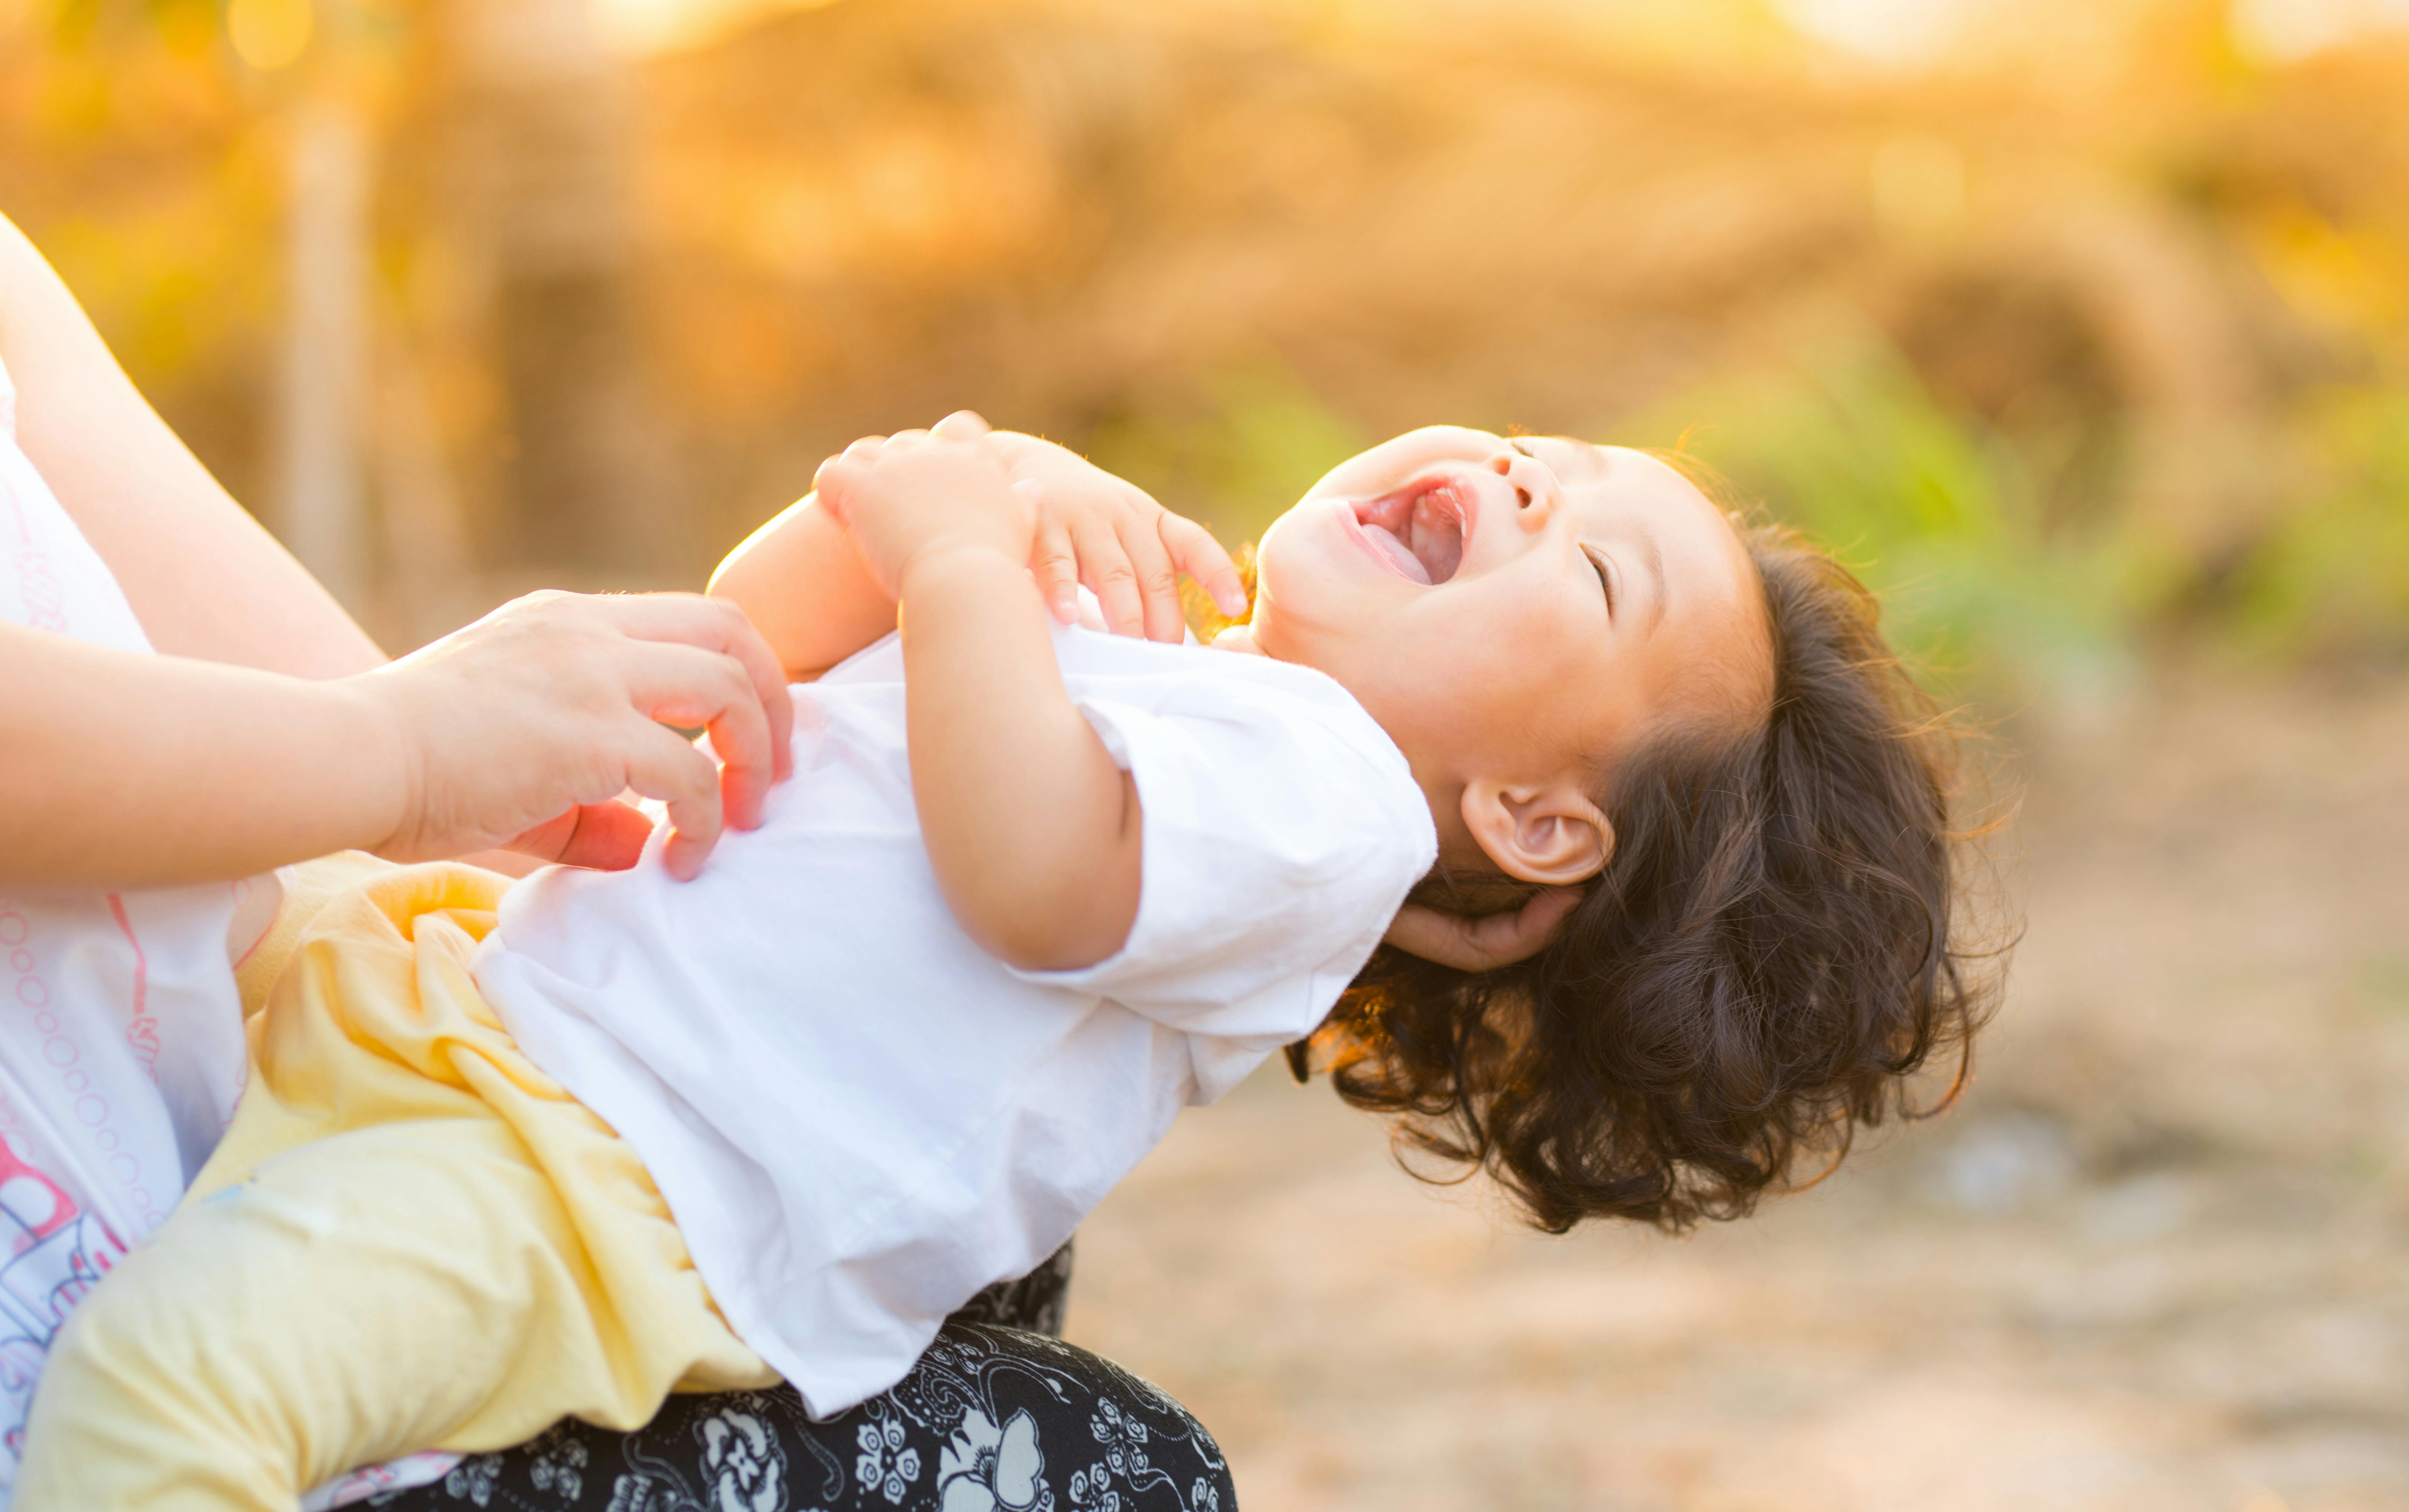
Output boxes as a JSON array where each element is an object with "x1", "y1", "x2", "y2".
[
  {"x1": 360, "y1": 592, "x2": 794, "y2": 880},
  {"x1": 0, "y1": 217, "x2": 790, "y2": 886},
  {"x1": 0, "y1": 594, "x2": 791, "y2": 891},
  {"x1": 1381, "y1": 886, "x2": 1581, "y2": 973}
]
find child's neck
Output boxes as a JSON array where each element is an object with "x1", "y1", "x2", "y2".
[{"x1": 1207, "y1": 621, "x2": 1478, "y2": 874}]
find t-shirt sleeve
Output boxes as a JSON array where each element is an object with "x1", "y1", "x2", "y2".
[{"x1": 1007, "y1": 661, "x2": 1438, "y2": 1100}]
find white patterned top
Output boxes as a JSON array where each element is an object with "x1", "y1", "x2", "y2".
[{"x1": 0, "y1": 350, "x2": 246, "y2": 1496}]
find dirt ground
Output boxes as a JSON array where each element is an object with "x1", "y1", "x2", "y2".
[{"x1": 1066, "y1": 671, "x2": 2409, "y2": 1512}]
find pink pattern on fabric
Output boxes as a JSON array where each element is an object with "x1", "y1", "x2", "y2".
[
  {"x1": 0, "y1": 905, "x2": 161, "y2": 1230},
  {"x1": 301, "y1": 1450, "x2": 465, "y2": 1510},
  {"x1": 2, "y1": 469, "x2": 68, "y2": 634},
  {"x1": 0, "y1": 1131, "x2": 124, "y2": 1463},
  {"x1": 104, "y1": 896, "x2": 159, "y2": 1083}
]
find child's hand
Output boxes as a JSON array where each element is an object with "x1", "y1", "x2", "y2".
[
  {"x1": 812, "y1": 424, "x2": 1035, "y2": 599},
  {"x1": 981, "y1": 424, "x2": 1247, "y2": 643}
]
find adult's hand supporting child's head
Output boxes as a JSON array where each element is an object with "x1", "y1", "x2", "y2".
[{"x1": 1382, "y1": 886, "x2": 1581, "y2": 973}]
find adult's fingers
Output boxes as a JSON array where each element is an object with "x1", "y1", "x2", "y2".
[
  {"x1": 505, "y1": 801, "x2": 652, "y2": 871},
  {"x1": 1031, "y1": 513, "x2": 1080, "y2": 625},
  {"x1": 590, "y1": 594, "x2": 794, "y2": 785},
  {"x1": 619, "y1": 639, "x2": 778, "y2": 834},
  {"x1": 502, "y1": 807, "x2": 580, "y2": 866},
  {"x1": 621, "y1": 723, "x2": 725, "y2": 881},
  {"x1": 1159, "y1": 512, "x2": 1247, "y2": 619},
  {"x1": 1068, "y1": 513, "x2": 1145, "y2": 638},
  {"x1": 555, "y1": 801, "x2": 655, "y2": 870},
  {"x1": 1382, "y1": 887, "x2": 1582, "y2": 972},
  {"x1": 1113, "y1": 507, "x2": 1186, "y2": 644}
]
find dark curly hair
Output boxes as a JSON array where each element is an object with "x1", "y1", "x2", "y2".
[{"x1": 1295, "y1": 518, "x2": 2003, "y2": 1234}]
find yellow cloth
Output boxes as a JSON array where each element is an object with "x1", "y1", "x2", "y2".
[{"x1": 16, "y1": 860, "x2": 774, "y2": 1512}]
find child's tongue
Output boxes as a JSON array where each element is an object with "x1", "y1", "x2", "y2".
[{"x1": 1366, "y1": 522, "x2": 1431, "y2": 585}]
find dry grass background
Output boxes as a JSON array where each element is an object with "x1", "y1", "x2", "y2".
[
  {"x1": 9, "y1": 3, "x2": 2409, "y2": 1506},
  {"x1": 1071, "y1": 671, "x2": 2409, "y2": 1511}
]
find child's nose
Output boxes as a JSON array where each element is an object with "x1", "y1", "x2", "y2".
[{"x1": 1490, "y1": 450, "x2": 1553, "y2": 529}]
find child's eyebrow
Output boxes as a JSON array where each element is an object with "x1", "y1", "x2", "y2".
[{"x1": 1510, "y1": 435, "x2": 1601, "y2": 479}]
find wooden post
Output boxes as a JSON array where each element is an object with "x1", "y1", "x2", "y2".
[{"x1": 272, "y1": 96, "x2": 371, "y2": 610}]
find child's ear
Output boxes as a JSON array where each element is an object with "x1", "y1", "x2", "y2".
[{"x1": 1459, "y1": 778, "x2": 1612, "y2": 886}]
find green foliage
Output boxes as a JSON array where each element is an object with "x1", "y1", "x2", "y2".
[
  {"x1": 1078, "y1": 365, "x2": 1369, "y2": 548},
  {"x1": 1074, "y1": 338, "x2": 2409, "y2": 716},
  {"x1": 2232, "y1": 385, "x2": 2409, "y2": 659},
  {"x1": 1607, "y1": 341, "x2": 2157, "y2": 711}
]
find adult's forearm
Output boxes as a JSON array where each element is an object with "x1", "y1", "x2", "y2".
[
  {"x1": 897, "y1": 546, "x2": 1139, "y2": 972},
  {"x1": 0, "y1": 622, "x2": 401, "y2": 888},
  {"x1": 0, "y1": 214, "x2": 385, "y2": 678}
]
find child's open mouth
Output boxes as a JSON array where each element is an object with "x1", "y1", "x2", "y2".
[{"x1": 1349, "y1": 477, "x2": 1468, "y2": 586}]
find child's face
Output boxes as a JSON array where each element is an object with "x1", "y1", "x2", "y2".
[{"x1": 1238, "y1": 426, "x2": 1769, "y2": 882}]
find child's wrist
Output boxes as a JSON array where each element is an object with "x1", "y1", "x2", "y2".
[{"x1": 897, "y1": 536, "x2": 1032, "y2": 601}]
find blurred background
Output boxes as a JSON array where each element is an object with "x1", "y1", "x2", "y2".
[{"x1": 7, "y1": 0, "x2": 2409, "y2": 1506}]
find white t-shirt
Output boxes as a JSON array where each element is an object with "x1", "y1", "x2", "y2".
[
  {"x1": 0, "y1": 354, "x2": 247, "y2": 1482},
  {"x1": 475, "y1": 624, "x2": 1437, "y2": 1417}
]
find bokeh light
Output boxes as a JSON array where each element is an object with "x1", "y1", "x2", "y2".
[
  {"x1": 9, "y1": 3, "x2": 2409, "y2": 1504},
  {"x1": 226, "y1": 0, "x2": 315, "y2": 71}
]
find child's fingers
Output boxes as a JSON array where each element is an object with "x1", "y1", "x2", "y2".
[
  {"x1": 811, "y1": 440, "x2": 884, "y2": 524},
  {"x1": 1031, "y1": 515, "x2": 1080, "y2": 625},
  {"x1": 808, "y1": 461, "x2": 849, "y2": 518},
  {"x1": 931, "y1": 410, "x2": 992, "y2": 439},
  {"x1": 1158, "y1": 512, "x2": 1245, "y2": 619},
  {"x1": 1069, "y1": 514, "x2": 1146, "y2": 638},
  {"x1": 830, "y1": 436, "x2": 887, "y2": 470},
  {"x1": 1113, "y1": 511, "x2": 1186, "y2": 644}
]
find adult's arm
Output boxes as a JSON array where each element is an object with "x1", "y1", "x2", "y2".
[
  {"x1": 0, "y1": 591, "x2": 792, "y2": 888},
  {"x1": 0, "y1": 213, "x2": 383, "y2": 677},
  {"x1": 0, "y1": 214, "x2": 795, "y2": 884}
]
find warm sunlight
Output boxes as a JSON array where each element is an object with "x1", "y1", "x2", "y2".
[
  {"x1": 595, "y1": 0, "x2": 838, "y2": 53},
  {"x1": 9, "y1": 0, "x2": 2409, "y2": 1504}
]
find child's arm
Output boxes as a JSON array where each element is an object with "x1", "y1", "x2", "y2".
[
  {"x1": 710, "y1": 415, "x2": 1245, "y2": 681},
  {"x1": 708, "y1": 494, "x2": 897, "y2": 681},
  {"x1": 814, "y1": 429, "x2": 1140, "y2": 972}
]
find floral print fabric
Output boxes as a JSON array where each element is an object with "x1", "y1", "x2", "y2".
[{"x1": 366, "y1": 1244, "x2": 1233, "y2": 1512}]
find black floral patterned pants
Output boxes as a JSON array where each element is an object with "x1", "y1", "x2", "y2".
[{"x1": 368, "y1": 1244, "x2": 1233, "y2": 1511}]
